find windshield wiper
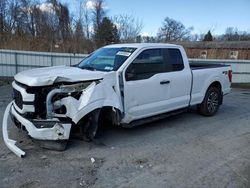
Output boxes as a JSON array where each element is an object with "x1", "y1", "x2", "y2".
[{"x1": 81, "y1": 65, "x2": 95, "y2": 71}]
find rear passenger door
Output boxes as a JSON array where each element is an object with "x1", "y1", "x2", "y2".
[{"x1": 123, "y1": 47, "x2": 191, "y2": 121}]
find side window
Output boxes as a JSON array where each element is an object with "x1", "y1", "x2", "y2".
[
  {"x1": 125, "y1": 49, "x2": 165, "y2": 81},
  {"x1": 125, "y1": 48, "x2": 184, "y2": 81},
  {"x1": 164, "y1": 49, "x2": 184, "y2": 71}
]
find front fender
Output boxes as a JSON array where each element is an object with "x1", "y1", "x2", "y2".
[
  {"x1": 72, "y1": 99, "x2": 122, "y2": 124},
  {"x1": 57, "y1": 81, "x2": 123, "y2": 124}
]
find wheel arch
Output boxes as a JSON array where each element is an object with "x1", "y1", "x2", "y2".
[
  {"x1": 72, "y1": 100, "x2": 123, "y2": 125},
  {"x1": 205, "y1": 81, "x2": 223, "y2": 105},
  {"x1": 209, "y1": 81, "x2": 222, "y2": 92}
]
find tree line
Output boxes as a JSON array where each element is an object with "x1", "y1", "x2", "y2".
[
  {"x1": 0, "y1": 0, "x2": 143, "y2": 53},
  {"x1": 0, "y1": 0, "x2": 250, "y2": 53}
]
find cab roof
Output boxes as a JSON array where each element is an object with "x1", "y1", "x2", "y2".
[{"x1": 104, "y1": 43, "x2": 180, "y2": 49}]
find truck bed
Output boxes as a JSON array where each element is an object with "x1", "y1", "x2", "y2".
[{"x1": 190, "y1": 63, "x2": 230, "y2": 70}]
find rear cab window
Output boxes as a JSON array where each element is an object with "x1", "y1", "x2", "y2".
[{"x1": 164, "y1": 48, "x2": 184, "y2": 71}]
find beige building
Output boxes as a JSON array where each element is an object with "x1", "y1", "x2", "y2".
[{"x1": 177, "y1": 41, "x2": 250, "y2": 60}]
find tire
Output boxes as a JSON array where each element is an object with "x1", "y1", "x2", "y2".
[
  {"x1": 197, "y1": 87, "x2": 221, "y2": 116},
  {"x1": 35, "y1": 140, "x2": 68, "y2": 151},
  {"x1": 82, "y1": 109, "x2": 101, "y2": 142}
]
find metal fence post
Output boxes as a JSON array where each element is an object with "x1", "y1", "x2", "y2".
[
  {"x1": 51, "y1": 54, "x2": 53, "y2": 66},
  {"x1": 15, "y1": 52, "x2": 18, "y2": 74},
  {"x1": 70, "y1": 55, "x2": 72, "y2": 66}
]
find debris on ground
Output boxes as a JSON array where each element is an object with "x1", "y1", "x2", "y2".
[{"x1": 90, "y1": 157, "x2": 95, "y2": 164}]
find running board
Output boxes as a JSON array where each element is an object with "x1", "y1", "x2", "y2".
[{"x1": 121, "y1": 108, "x2": 187, "y2": 128}]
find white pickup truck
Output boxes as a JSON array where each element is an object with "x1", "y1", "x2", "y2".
[{"x1": 3, "y1": 43, "x2": 232, "y2": 157}]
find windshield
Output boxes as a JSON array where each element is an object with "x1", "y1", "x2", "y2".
[{"x1": 78, "y1": 47, "x2": 137, "y2": 72}]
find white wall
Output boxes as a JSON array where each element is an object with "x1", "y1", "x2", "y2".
[
  {"x1": 0, "y1": 49, "x2": 250, "y2": 83},
  {"x1": 189, "y1": 59, "x2": 250, "y2": 83},
  {"x1": 0, "y1": 49, "x2": 87, "y2": 77}
]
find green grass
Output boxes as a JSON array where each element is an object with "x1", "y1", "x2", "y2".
[
  {"x1": 0, "y1": 80, "x2": 10, "y2": 86},
  {"x1": 231, "y1": 83, "x2": 250, "y2": 89}
]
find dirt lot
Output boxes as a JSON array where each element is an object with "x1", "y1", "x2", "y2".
[{"x1": 0, "y1": 84, "x2": 250, "y2": 188}]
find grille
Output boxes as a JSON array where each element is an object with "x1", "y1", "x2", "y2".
[{"x1": 13, "y1": 89, "x2": 23, "y2": 109}]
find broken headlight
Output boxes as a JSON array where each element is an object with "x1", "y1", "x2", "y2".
[{"x1": 60, "y1": 81, "x2": 97, "y2": 93}]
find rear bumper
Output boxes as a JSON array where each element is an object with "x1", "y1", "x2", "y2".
[{"x1": 2, "y1": 102, "x2": 72, "y2": 157}]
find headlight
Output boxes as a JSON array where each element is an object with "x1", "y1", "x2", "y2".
[
  {"x1": 47, "y1": 81, "x2": 100, "y2": 118},
  {"x1": 60, "y1": 81, "x2": 98, "y2": 93}
]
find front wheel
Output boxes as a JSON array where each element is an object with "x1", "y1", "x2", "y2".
[
  {"x1": 82, "y1": 109, "x2": 101, "y2": 141},
  {"x1": 197, "y1": 87, "x2": 221, "y2": 116}
]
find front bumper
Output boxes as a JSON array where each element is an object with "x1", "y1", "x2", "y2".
[
  {"x1": 2, "y1": 102, "x2": 72, "y2": 157},
  {"x1": 3, "y1": 102, "x2": 25, "y2": 157}
]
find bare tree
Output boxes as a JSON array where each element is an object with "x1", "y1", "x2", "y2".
[
  {"x1": 223, "y1": 27, "x2": 240, "y2": 41},
  {"x1": 0, "y1": 0, "x2": 7, "y2": 34},
  {"x1": 216, "y1": 27, "x2": 250, "y2": 41},
  {"x1": 158, "y1": 17, "x2": 193, "y2": 42},
  {"x1": 75, "y1": 0, "x2": 92, "y2": 40},
  {"x1": 71, "y1": 0, "x2": 95, "y2": 52},
  {"x1": 14, "y1": 0, "x2": 38, "y2": 37},
  {"x1": 57, "y1": 3, "x2": 71, "y2": 41},
  {"x1": 92, "y1": 0, "x2": 105, "y2": 29},
  {"x1": 81, "y1": 0, "x2": 91, "y2": 40},
  {"x1": 73, "y1": 19, "x2": 86, "y2": 52},
  {"x1": 46, "y1": 0, "x2": 71, "y2": 41},
  {"x1": 6, "y1": 0, "x2": 20, "y2": 35},
  {"x1": 92, "y1": 0, "x2": 105, "y2": 47},
  {"x1": 113, "y1": 14, "x2": 143, "y2": 43}
]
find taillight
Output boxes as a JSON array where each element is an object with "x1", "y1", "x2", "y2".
[{"x1": 228, "y1": 70, "x2": 232, "y2": 83}]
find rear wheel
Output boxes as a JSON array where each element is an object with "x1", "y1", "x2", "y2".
[{"x1": 197, "y1": 87, "x2": 221, "y2": 116}]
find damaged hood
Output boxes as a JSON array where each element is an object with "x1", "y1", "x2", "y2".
[{"x1": 14, "y1": 66, "x2": 106, "y2": 86}]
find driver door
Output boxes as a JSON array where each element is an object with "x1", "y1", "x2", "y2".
[
  {"x1": 122, "y1": 48, "x2": 191, "y2": 122},
  {"x1": 123, "y1": 48, "x2": 172, "y2": 121}
]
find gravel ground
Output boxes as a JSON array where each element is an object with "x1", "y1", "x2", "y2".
[{"x1": 0, "y1": 84, "x2": 250, "y2": 188}]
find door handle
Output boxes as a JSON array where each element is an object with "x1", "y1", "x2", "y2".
[{"x1": 160, "y1": 80, "x2": 170, "y2": 85}]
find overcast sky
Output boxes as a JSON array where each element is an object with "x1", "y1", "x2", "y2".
[{"x1": 60, "y1": 0, "x2": 250, "y2": 36}]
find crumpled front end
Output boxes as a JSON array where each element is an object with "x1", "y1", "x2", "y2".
[
  {"x1": 2, "y1": 74, "x2": 123, "y2": 157},
  {"x1": 1, "y1": 81, "x2": 77, "y2": 157},
  {"x1": 3, "y1": 102, "x2": 71, "y2": 157}
]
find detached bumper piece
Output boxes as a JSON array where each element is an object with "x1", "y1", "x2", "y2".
[
  {"x1": 2, "y1": 102, "x2": 25, "y2": 157},
  {"x1": 2, "y1": 102, "x2": 72, "y2": 158}
]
